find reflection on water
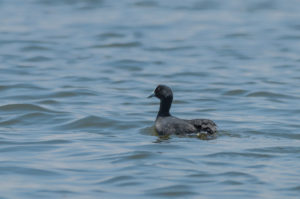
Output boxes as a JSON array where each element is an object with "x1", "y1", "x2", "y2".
[{"x1": 1, "y1": 0, "x2": 300, "y2": 198}]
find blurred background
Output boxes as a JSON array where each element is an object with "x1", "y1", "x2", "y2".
[{"x1": 0, "y1": 0, "x2": 300, "y2": 198}]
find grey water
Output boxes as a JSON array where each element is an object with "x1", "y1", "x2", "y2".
[{"x1": 1, "y1": 0, "x2": 300, "y2": 198}]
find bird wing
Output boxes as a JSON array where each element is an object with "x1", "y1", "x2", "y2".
[{"x1": 186, "y1": 119, "x2": 217, "y2": 134}]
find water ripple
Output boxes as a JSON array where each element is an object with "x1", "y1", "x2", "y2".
[
  {"x1": 0, "y1": 104, "x2": 59, "y2": 113},
  {"x1": 20, "y1": 45, "x2": 52, "y2": 52},
  {"x1": 0, "y1": 84, "x2": 46, "y2": 91},
  {"x1": 97, "y1": 175, "x2": 135, "y2": 185},
  {"x1": 246, "y1": 91, "x2": 293, "y2": 99},
  {"x1": 246, "y1": 146, "x2": 300, "y2": 154},
  {"x1": 91, "y1": 42, "x2": 142, "y2": 48},
  {"x1": 223, "y1": 89, "x2": 248, "y2": 96},
  {"x1": 145, "y1": 185, "x2": 196, "y2": 197},
  {"x1": 206, "y1": 152, "x2": 276, "y2": 159},
  {"x1": 57, "y1": 115, "x2": 138, "y2": 131},
  {"x1": 0, "y1": 166, "x2": 61, "y2": 176},
  {"x1": 0, "y1": 139, "x2": 71, "y2": 145}
]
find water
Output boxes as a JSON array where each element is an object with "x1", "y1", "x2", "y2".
[{"x1": 1, "y1": 0, "x2": 300, "y2": 198}]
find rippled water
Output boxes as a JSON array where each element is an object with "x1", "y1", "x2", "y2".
[{"x1": 1, "y1": 0, "x2": 300, "y2": 198}]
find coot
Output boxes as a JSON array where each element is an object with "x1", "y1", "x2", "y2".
[{"x1": 148, "y1": 85, "x2": 217, "y2": 136}]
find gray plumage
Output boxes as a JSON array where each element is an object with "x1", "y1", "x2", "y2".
[{"x1": 148, "y1": 85, "x2": 217, "y2": 136}]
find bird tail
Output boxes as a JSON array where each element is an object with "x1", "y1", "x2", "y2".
[{"x1": 188, "y1": 119, "x2": 217, "y2": 135}]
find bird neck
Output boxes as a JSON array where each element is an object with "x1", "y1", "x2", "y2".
[{"x1": 157, "y1": 97, "x2": 172, "y2": 117}]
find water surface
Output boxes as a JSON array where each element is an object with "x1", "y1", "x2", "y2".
[{"x1": 1, "y1": 0, "x2": 300, "y2": 198}]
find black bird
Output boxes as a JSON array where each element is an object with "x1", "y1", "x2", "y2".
[{"x1": 148, "y1": 85, "x2": 217, "y2": 136}]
